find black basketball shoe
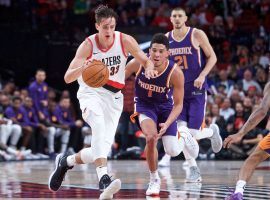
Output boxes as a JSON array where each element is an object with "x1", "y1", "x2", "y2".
[{"x1": 48, "y1": 153, "x2": 73, "y2": 192}]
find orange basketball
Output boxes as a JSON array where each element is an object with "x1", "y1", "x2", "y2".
[{"x1": 82, "y1": 59, "x2": 109, "y2": 88}]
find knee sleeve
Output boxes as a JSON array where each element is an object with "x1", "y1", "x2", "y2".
[
  {"x1": 162, "y1": 136, "x2": 184, "y2": 157},
  {"x1": 80, "y1": 147, "x2": 94, "y2": 164}
]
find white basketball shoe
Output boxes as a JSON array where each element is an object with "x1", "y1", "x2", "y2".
[
  {"x1": 146, "y1": 178, "x2": 161, "y2": 196},
  {"x1": 178, "y1": 126, "x2": 199, "y2": 158},
  {"x1": 209, "y1": 124, "x2": 222, "y2": 153}
]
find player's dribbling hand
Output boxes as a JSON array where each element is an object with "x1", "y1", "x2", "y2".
[
  {"x1": 194, "y1": 75, "x2": 205, "y2": 90},
  {"x1": 223, "y1": 133, "x2": 243, "y2": 149},
  {"x1": 158, "y1": 123, "x2": 168, "y2": 138}
]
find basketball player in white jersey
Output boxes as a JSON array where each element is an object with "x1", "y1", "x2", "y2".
[
  {"x1": 48, "y1": 5, "x2": 157, "y2": 199},
  {"x1": 158, "y1": 7, "x2": 222, "y2": 183}
]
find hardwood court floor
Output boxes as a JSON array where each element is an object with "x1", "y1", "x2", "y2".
[{"x1": 0, "y1": 160, "x2": 270, "y2": 199}]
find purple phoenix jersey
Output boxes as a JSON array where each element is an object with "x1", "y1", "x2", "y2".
[
  {"x1": 133, "y1": 59, "x2": 178, "y2": 136},
  {"x1": 168, "y1": 27, "x2": 207, "y2": 87},
  {"x1": 135, "y1": 60, "x2": 176, "y2": 104},
  {"x1": 168, "y1": 27, "x2": 208, "y2": 129}
]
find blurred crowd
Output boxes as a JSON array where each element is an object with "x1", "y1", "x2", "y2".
[{"x1": 0, "y1": 0, "x2": 270, "y2": 161}]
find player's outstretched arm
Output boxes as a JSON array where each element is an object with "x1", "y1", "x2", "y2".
[
  {"x1": 64, "y1": 40, "x2": 92, "y2": 83},
  {"x1": 224, "y1": 82, "x2": 270, "y2": 148},
  {"x1": 122, "y1": 34, "x2": 158, "y2": 79},
  {"x1": 125, "y1": 58, "x2": 140, "y2": 80}
]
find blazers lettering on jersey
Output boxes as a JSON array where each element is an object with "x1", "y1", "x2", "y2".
[{"x1": 102, "y1": 56, "x2": 121, "y2": 66}]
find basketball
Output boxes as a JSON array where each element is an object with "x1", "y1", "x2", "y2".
[{"x1": 82, "y1": 59, "x2": 109, "y2": 88}]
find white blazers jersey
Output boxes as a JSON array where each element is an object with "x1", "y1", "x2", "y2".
[{"x1": 77, "y1": 31, "x2": 128, "y2": 94}]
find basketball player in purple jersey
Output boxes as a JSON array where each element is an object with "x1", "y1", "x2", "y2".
[
  {"x1": 126, "y1": 33, "x2": 198, "y2": 196},
  {"x1": 158, "y1": 7, "x2": 223, "y2": 182}
]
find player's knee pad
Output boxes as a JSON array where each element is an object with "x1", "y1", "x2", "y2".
[
  {"x1": 162, "y1": 136, "x2": 182, "y2": 157},
  {"x1": 80, "y1": 147, "x2": 94, "y2": 164},
  {"x1": 164, "y1": 146, "x2": 180, "y2": 157}
]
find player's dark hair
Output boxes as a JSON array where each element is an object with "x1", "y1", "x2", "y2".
[
  {"x1": 171, "y1": 7, "x2": 186, "y2": 15},
  {"x1": 150, "y1": 33, "x2": 169, "y2": 50},
  {"x1": 95, "y1": 5, "x2": 118, "y2": 24}
]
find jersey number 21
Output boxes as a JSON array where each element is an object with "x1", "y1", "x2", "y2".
[{"x1": 174, "y1": 55, "x2": 188, "y2": 69}]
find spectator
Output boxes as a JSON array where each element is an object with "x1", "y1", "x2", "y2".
[
  {"x1": 219, "y1": 98, "x2": 235, "y2": 121},
  {"x1": 47, "y1": 101, "x2": 70, "y2": 154},
  {"x1": 21, "y1": 96, "x2": 55, "y2": 154},
  {"x1": 28, "y1": 69, "x2": 49, "y2": 121},
  {"x1": 215, "y1": 69, "x2": 235, "y2": 96},
  {"x1": 238, "y1": 68, "x2": 262, "y2": 93},
  {"x1": 58, "y1": 97, "x2": 83, "y2": 153},
  {"x1": 5, "y1": 97, "x2": 33, "y2": 151}
]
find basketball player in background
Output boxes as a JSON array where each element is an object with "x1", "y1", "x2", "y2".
[
  {"x1": 158, "y1": 7, "x2": 222, "y2": 183},
  {"x1": 48, "y1": 5, "x2": 157, "y2": 199},
  {"x1": 126, "y1": 33, "x2": 198, "y2": 196},
  {"x1": 224, "y1": 81, "x2": 270, "y2": 200}
]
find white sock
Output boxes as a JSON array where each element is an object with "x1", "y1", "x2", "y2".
[
  {"x1": 96, "y1": 166, "x2": 108, "y2": 181},
  {"x1": 235, "y1": 180, "x2": 246, "y2": 194},
  {"x1": 66, "y1": 155, "x2": 77, "y2": 167},
  {"x1": 150, "y1": 170, "x2": 160, "y2": 181}
]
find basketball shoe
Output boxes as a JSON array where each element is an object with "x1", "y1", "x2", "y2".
[
  {"x1": 179, "y1": 126, "x2": 199, "y2": 158},
  {"x1": 99, "y1": 174, "x2": 121, "y2": 199},
  {"x1": 185, "y1": 166, "x2": 202, "y2": 183},
  {"x1": 48, "y1": 153, "x2": 73, "y2": 192},
  {"x1": 209, "y1": 124, "x2": 222, "y2": 153},
  {"x1": 146, "y1": 178, "x2": 161, "y2": 196}
]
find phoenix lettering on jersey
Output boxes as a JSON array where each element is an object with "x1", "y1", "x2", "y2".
[
  {"x1": 138, "y1": 79, "x2": 166, "y2": 93},
  {"x1": 102, "y1": 55, "x2": 121, "y2": 66},
  {"x1": 169, "y1": 47, "x2": 192, "y2": 56}
]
